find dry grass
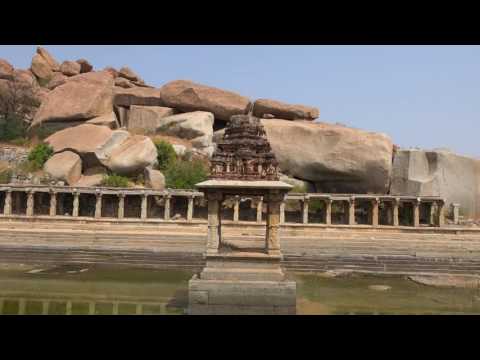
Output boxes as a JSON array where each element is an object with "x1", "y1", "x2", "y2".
[{"x1": 148, "y1": 134, "x2": 193, "y2": 149}]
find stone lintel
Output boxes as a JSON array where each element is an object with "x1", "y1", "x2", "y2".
[{"x1": 196, "y1": 180, "x2": 293, "y2": 191}]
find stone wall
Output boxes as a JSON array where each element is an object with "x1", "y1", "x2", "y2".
[{"x1": 0, "y1": 147, "x2": 28, "y2": 165}]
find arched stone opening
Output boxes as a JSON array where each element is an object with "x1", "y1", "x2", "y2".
[
  {"x1": 399, "y1": 201, "x2": 414, "y2": 226},
  {"x1": 331, "y1": 200, "x2": 349, "y2": 225},
  {"x1": 147, "y1": 196, "x2": 164, "y2": 219},
  {"x1": 193, "y1": 196, "x2": 208, "y2": 220},
  {"x1": 284, "y1": 199, "x2": 302, "y2": 224},
  {"x1": 79, "y1": 193, "x2": 96, "y2": 217},
  {"x1": 171, "y1": 196, "x2": 188, "y2": 220},
  {"x1": 420, "y1": 202, "x2": 434, "y2": 226},
  {"x1": 124, "y1": 195, "x2": 141, "y2": 218},
  {"x1": 355, "y1": 199, "x2": 373, "y2": 225},
  {"x1": 379, "y1": 200, "x2": 394, "y2": 225},
  {"x1": 221, "y1": 196, "x2": 235, "y2": 221},
  {"x1": 239, "y1": 197, "x2": 257, "y2": 222},
  {"x1": 308, "y1": 198, "x2": 326, "y2": 224},
  {"x1": 33, "y1": 192, "x2": 50, "y2": 216},
  {"x1": 56, "y1": 193, "x2": 74, "y2": 216},
  {"x1": 11, "y1": 191, "x2": 27, "y2": 215},
  {"x1": 101, "y1": 195, "x2": 119, "y2": 218}
]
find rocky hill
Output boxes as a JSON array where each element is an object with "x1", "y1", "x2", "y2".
[{"x1": 0, "y1": 47, "x2": 479, "y2": 220}]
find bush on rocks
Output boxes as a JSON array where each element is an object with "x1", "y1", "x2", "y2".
[
  {"x1": 0, "y1": 115, "x2": 28, "y2": 141},
  {"x1": 164, "y1": 158, "x2": 208, "y2": 190},
  {"x1": 101, "y1": 173, "x2": 130, "y2": 188},
  {"x1": 27, "y1": 143, "x2": 53, "y2": 171},
  {"x1": 0, "y1": 168, "x2": 12, "y2": 183},
  {"x1": 154, "y1": 139, "x2": 177, "y2": 171}
]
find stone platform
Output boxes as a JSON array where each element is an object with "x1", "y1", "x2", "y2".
[
  {"x1": 188, "y1": 276, "x2": 296, "y2": 315},
  {"x1": 188, "y1": 252, "x2": 296, "y2": 315}
]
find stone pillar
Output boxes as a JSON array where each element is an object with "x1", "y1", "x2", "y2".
[
  {"x1": 141, "y1": 193, "x2": 148, "y2": 219},
  {"x1": 164, "y1": 194, "x2": 171, "y2": 220},
  {"x1": 187, "y1": 195, "x2": 194, "y2": 222},
  {"x1": 233, "y1": 195, "x2": 240, "y2": 222},
  {"x1": 428, "y1": 203, "x2": 436, "y2": 226},
  {"x1": 256, "y1": 197, "x2": 263, "y2": 223},
  {"x1": 348, "y1": 197, "x2": 355, "y2": 225},
  {"x1": 302, "y1": 196, "x2": 309, "y2": 224},
  {"x1": 49, "y1": 191, "x2": 57, "y2": 217},
  {"x1": 280, "y1": 200, "x2": 285, "y2": 225},
  {"x1": 371, "y1": 198, "x2": 379, "y2": 227},
  {"x1": 393, "y1": 198, "x2": 400, "y2": 227},
  {"x1": 325, "y1": 198, "x2": 332, "y2": 225},
  {"x1": 266, "y1": 192, "x2": 283, "y2": 256},
  {"x1": 118, "y1": 193, "x2": 125, "y2": 219},
  {"x1": 452, "y1": 203, "x2": 460, "y2": 225},
  {"x1": 95, "y1": 191, "x2": 102, "y2": 219},
  {"x1": 206, "y1": 192, "x2": 222, "y2": 253},
  {"x1": 72, "y1": 192, "x2": 79, "y2": 217},
  {"x1": 413, "y1": 198, "x2": 420, "y2": 227},
  {"x1": 26, "y1": 190, "x2": 34, "y2": 217},
  {"x1": 3, "y1": 190, "x2": 12, "y2": 215},
  {"x1": 437, "y1": 200, "x2": 445, "y2": 227}
]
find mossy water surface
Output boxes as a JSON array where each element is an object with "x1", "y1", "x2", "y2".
[{"x1": 1, "y1": 264, "x2": 479, "y2": 315}]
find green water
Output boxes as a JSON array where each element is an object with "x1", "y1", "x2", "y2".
[
  {"x1": 296, "y1": 273, "x2": 480, "y2": 315},
  {"x1": 0, "y1": 263, "x2": 479, "y2": 315}
]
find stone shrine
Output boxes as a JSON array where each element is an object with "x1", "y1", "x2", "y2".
[{"x1": 188, "y1": 114, "x2": 295, "y2": 315}]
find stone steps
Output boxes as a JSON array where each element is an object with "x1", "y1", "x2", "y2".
[{"x1": 0, "y1": 219, "x2": 480, "y2": 276}]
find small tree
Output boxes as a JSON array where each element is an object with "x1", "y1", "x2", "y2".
[
  {"x1": 27, "y1": 143, "x2": 54, "y2": 171},
  {"x1": 0, "y1": 77, "x2": 41, "y2": 141},
  {"x1": 164, "y1": 159, "x2": 208, "y2": 189},
  {"x1": 154, "y1": 140, "x2": 177, "y2": 171}
]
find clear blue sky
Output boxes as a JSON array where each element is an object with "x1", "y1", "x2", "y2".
[{"x1": 2, "y1": 45, "x2": 479, "y2": 158}]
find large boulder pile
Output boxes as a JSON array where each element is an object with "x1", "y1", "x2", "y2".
[
  {"x1": 43, "y1": 124, "x2": 157, "y2": 186},
  {"x1": 391, "y1": 149, "x2": 480, "y2": 220}
]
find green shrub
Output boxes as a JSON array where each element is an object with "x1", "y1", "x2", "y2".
[
  {"x1": 164, "y1": 159, "x2": 208, "y2": 189},
  {"x1": 0, "y1": 115, "x2": 28, "y2": 141},
  {"x1": 0, "y1": 168, "x2": 12, "y2": 184},
  {"x1": 154, "y1": 140, "x2": 177, "y2": 171},
  {"x1": 101, "y1": 174, "x2": 130, "y2": 188},
  {"x1": 27, "y1": 143, "x2": 54, "y2": 171}
]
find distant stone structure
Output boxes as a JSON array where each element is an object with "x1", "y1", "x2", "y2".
[{"x1": 189, "y1": 115, "x2": 296, "y2": 315}]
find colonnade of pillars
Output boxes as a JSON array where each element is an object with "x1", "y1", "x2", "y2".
[
  {"x1": 0, "y1": 187, "x2": 447, "y2": 228},
  {"x1": 1, "y1": 189, "x2": 197, "y2": 222},
  {"x1": 227, "y1": 195, "x2": 445, "y2": 227},
  {"x1": 280, "y1": 196, "x2": 444, "y2": 227}
]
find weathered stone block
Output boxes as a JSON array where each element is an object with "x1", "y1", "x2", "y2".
[{"x1": 188, "y1": 277, "x2": 296, "y2": 315}]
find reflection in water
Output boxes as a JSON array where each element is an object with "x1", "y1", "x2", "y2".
[
  {"x1": 0, "y1": 264, "x2": 479, "y2": 315},
  {"x1": 0, "y1": 264, "x2": 189, "y2": 315}
]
